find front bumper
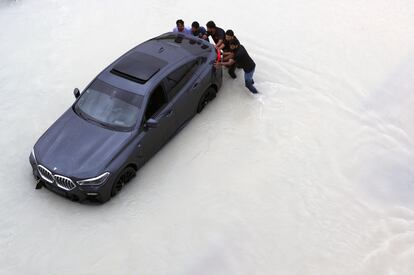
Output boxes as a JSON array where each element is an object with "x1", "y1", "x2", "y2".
[{"x1": 29, "y1": 154, "x2": 112, "y2": 203}]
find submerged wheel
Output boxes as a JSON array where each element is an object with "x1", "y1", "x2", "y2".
[
  {"x1": 197, "y1": 87, "x2": 216, "y2": 113},
  {"x1": 111, "y1": 166, "x2": 136, "y2": 197}
]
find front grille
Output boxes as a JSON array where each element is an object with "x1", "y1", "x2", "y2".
[
  {"x1": 37, "y1": 165, "x2": 54, "y2": 183},
  {"x1": 54, "y1": 175, "x2": 76, "y2": 191}
]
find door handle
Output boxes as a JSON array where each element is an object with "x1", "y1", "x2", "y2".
[
  {"x1": 192, "y1": 82, "x2": 199, "y2": 89},
  {"x1": 137, "y1": 143, "x2": 143, "y2": 157}
]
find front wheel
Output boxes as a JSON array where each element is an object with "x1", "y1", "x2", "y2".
[
  {"x1": 197, "y1": 87, "x2": 216, "y2": 113},
  {"x1": 111, "y1": 166, "x2": 136, "y2": 197}
]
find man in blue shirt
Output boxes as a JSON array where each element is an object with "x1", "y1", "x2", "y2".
[
  {"x1": 173, "y1": 19, "x2": 191, "y2": 35},
  {"x1": 191, "y1": 21, "x2": 208, "y2": 41}
]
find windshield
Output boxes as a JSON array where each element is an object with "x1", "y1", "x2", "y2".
[{"x1": 74, "y1": 79, "x2": 144, "y2": 131}]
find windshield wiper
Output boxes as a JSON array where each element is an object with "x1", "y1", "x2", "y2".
[
  {"x1": 75, "y1": 106, "x2": 100, "y2": 124},
  {"x1": 74, "y1": 106, "x2": 88, "y2": 121},
  {"x1": 94, "y1": 120, "x2": 118, "y2": 130},
  {"x1": 74, "y1": 106, "x2": 123, "y2": 131}
]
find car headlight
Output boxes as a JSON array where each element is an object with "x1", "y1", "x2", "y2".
[{"x1": 77, "y1": 172, "x2": 110, "y2": 186}]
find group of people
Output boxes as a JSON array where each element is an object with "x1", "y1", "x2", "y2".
[{"x1": 173, "y1": 19, "x2": 258, "y2": 94}]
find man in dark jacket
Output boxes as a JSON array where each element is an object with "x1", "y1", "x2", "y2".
[
  {"x1": 203, "y1": 21, "x2": 225, "y2": 49},
  {"x1": 221, "y1": 29, "x2": 239, "y2": 52},
  {"x1": 216, "y1": 40, "x2": 258, "y2": 94},
  {"x1": 221, "y1": 29, "x2": 240, "y2": 78}
]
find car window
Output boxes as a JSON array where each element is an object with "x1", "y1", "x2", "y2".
[
  {"x1": 74, "y1": 79, "x2": 143, "y2": 131},
  {"x1": 164, "y1": 61, "x2": 198, "y2": 100},
  {"x1": 144, "y1": 85, "x2": 167, "y2": 120}
]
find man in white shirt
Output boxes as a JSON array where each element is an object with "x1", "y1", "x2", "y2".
[{"x1": 173, "y1": 19, "x2": 191, "y2": 35}]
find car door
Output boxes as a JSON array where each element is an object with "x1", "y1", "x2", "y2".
[
  {"x1": 163, "y1": 59, "x2": 203, "y2": 130},
  {"x1": 135, "y1": 85, "x2": 174, "y2": 163}
]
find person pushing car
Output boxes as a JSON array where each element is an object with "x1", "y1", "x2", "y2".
[{"x1": 216, "y1": 40, "x2": 258, "y2": 94}]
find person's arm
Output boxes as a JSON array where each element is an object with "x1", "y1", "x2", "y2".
[
  {"x1": 202, "y1": 32, "x2": 209, "y2": 40},
  {"x1": 218, "y1": 42, "x2": 226, "y2": 50},
  {"x1": 215, "y1": 59, "x2": 235, "y2": 68},
  {"x1": 198, "y1": 28, "x2": 205, "y2": 38},
  {"x1": 215, "y1": 39, "x2": 224, "y2": 49},
  {"x1": 222, "y1": 52, "x2": 235, "y2": 62},
  {"x1": 215, "y1": 29, "x2": 225, "y2": 48}
]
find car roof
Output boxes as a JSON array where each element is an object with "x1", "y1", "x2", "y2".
[{"x1": 97, "y1": 32, "x2": 213, "y2": 96}]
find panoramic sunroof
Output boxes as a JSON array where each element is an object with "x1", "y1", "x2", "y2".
[{"x1": 110, "y1": 52, "x2": 167, "y2": 84}]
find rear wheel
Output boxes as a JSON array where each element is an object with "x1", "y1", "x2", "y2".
[
  {"x1": 111, "y1": 166, "x2": 136, "y2": 197},
  {"x1": 197, "y1": 87, "x2": 216, "y2": 113}
]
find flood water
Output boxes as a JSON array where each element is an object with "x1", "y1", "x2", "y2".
[{"x1": 1, "y1": 1, "x2": 414, "y2": 274}]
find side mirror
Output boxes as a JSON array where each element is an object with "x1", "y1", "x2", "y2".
[
  {"x1": 73, "y1": 88, "x2": 80, "y2": 98},
  {"x1": 145, "y1": 118, "x2": 159, "y2": 129}
]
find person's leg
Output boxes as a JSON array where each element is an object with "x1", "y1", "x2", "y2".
[
  {"x1": 228, "y1": 63, "x2": 237, "y2": 79},
  {"x1": 244, "y1": 69, "x2": 258, "y2": 93}
]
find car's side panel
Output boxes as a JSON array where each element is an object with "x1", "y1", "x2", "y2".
[
  {"x1": 167, "y1": 68, "x2": 204, "y2": 130},
  {"x1": 136, "y1": 90, "x2": 175, "y2": 163}
]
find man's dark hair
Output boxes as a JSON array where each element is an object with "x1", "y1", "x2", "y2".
[
  {"x1": 225, "y1": 29, "x2": 234, "y2": 36},
  {"x1": 191, "y1": 21, "x2": 199, "y2": 28},
  {"x1": 206, "y1": 21, "x2": 216, "y2": 29},
  {"x1": 229, "y1": 39, "x2": 240, "y2": 46},
  {"x1": 176, "y1": 19, "x2": 184, "y2": 26}
]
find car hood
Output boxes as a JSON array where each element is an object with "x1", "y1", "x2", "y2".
[{"x1": 35, "y1": 108, "x2": 132, "y2": 178}]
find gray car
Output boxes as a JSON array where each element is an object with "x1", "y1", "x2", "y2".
[{"x1": 29, "y1": 32, "x2": 222, "y2": 203}]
